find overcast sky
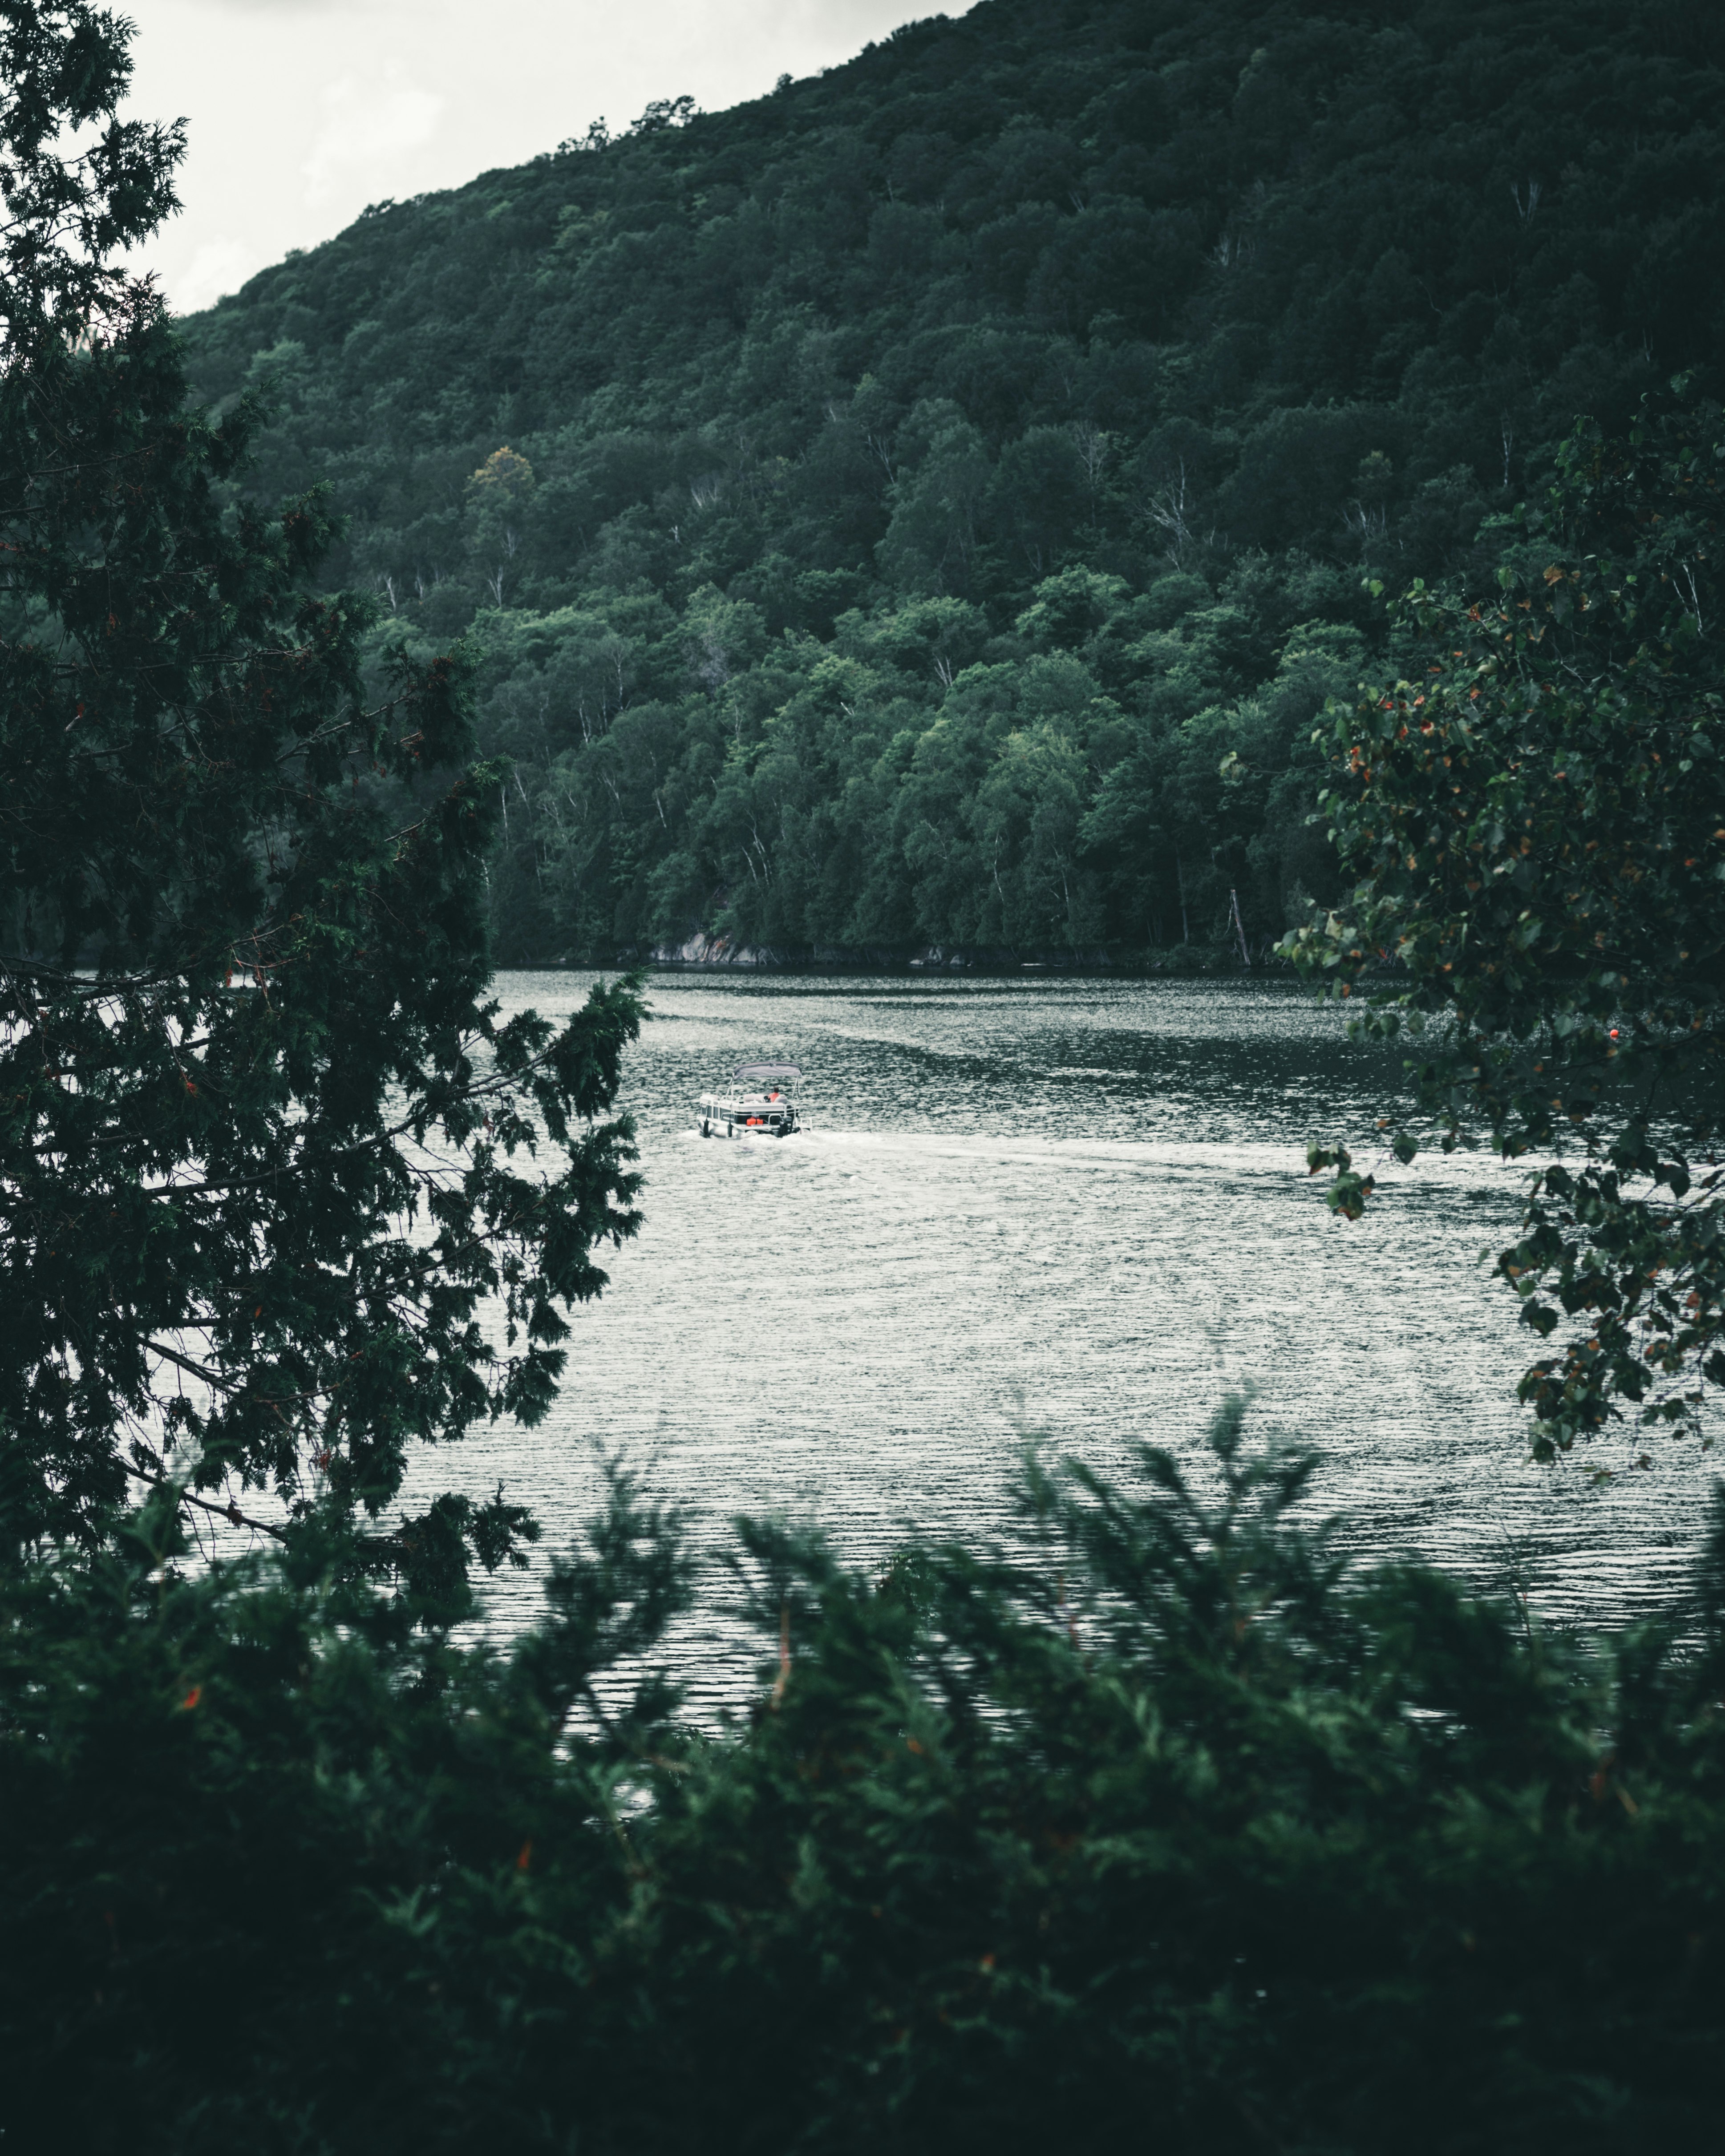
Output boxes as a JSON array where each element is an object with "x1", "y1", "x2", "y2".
[{"x1": 121, "y1": 0, "x2": 965, "y2": 314}]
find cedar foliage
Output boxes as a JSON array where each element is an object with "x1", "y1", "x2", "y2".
[
  {"x1": 176, "y1": 0, "x2": 1725, "y2": 960},
  {"x1": 0, "y1": 0, "x2": 644, "y2": 1570},
  {"x1": 6, "y1": 1410, "x2": 1725, "y2": 2153}
]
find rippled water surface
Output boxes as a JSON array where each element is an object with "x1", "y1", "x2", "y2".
[{"x1": 406, "y1": 970, "x2": 1708, "y2": 1668}]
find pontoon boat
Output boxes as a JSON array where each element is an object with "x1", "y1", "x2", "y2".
[{"x1": 697, "y1": 1062, "x2": 803, "y2": 1139}]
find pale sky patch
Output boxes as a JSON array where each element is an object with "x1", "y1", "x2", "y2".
[
  {"x1": 302, "y1": 67, "x2": 446, "y2": 205},
  {"x1": 119, "y1": 0, "x2": 968, "y2": 314}
]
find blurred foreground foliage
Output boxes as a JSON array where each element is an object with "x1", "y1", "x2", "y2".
[{"x1": 6, "y1": 1403, "x2": 1725, "y2": 2153}]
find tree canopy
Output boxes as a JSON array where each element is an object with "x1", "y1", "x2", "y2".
[
  {"x1": 1291, "y1": 388, "x2": 1725, "y2": 1460},
  {"x1": 175, "y1": 0, "x2": 1725, "y2": 962}
]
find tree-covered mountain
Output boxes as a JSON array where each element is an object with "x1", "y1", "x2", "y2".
[{"x1": 180, "y1": 0, "x2": 1725, "y2": 964}]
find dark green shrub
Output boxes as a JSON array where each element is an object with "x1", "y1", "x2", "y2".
[{"x1": 6, "y1": 1408, "x2": 1724, "y2": 2154}]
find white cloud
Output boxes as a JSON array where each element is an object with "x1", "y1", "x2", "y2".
[
  {"x1": 172, "y1": 235, "x2": 259, "y2": 313},
  {"x1": 303, "y1": 67, "x2": 445, "y2": 202}
]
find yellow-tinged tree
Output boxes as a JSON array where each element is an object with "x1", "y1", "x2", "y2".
[{"x1": 1287, "y1": 388, "x2": 1725, "y2": 1460}]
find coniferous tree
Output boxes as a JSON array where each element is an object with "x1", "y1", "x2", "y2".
[{"x1": 0, "y1": 0, "x2": 644, "y2": 1575}]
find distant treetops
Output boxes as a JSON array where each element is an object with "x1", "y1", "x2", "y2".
[{"x1": 176, "y1": 0, "x2": 1725, "y2": 966}]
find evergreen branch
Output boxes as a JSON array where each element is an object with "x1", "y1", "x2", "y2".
[{"x1": 122, "y1": 1455, "x2": 288, "y2": 1542}]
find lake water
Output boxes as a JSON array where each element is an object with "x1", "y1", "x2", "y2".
[{"x1": 403, "y1": 969, "x2": 1710, "y2": 1685}]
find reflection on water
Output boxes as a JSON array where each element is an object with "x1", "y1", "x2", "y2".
[{"x1": 404, "y1": 971, "x2": 1709, "y2": 1682}]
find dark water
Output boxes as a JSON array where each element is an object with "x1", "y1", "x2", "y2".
[{"x1": 402, "y1": 970, "x2": 1709, "y2": 1672}]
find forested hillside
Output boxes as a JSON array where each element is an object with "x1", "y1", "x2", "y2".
[{"x1": 180, "y1": 0, "x2": 1725, "y2": 963}]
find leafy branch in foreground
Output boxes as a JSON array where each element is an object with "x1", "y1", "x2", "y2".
[
  {"x1": 0, "y1": 0, "x2": 185, "y2": 348},
  {"x1": 0, "y1": 0, "x2": 644, "y2": 1577},
  {"x1": 5, "y1": 1405, "x2": 1725, "y2": 2153},
  {"x1": 1285, "y1": 387, "x2": 1725, "y2": 1460}
]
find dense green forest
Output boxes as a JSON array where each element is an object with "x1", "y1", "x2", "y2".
[{"x1": 178, "y1": 0, "x2": 1725, "y2": 964}]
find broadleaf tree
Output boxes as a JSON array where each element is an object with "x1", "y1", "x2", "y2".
[
  {"x1": 1285, "y1": 388, "x2": 1725, "y2": 1461},
  {"x1": 0, "y1": 0, "x2": 645, "y2": 1584}
]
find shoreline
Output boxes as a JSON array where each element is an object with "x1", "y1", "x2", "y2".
[{"x1": 516, "y1": 938, "x2": 1293, "y2": 978}]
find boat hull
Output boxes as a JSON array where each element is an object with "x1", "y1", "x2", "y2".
[{"x1": 697, "y1": 1114, "x2": 799, "y2": 1139}]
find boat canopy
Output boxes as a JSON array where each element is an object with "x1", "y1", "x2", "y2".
[{"x1": 733, "y1": 1061, "x2": 802, "y2": 1085}]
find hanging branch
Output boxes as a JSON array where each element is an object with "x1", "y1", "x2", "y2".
[{"x1": 123, "y1": 1458, "x2": 289, "y2": 1544}]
